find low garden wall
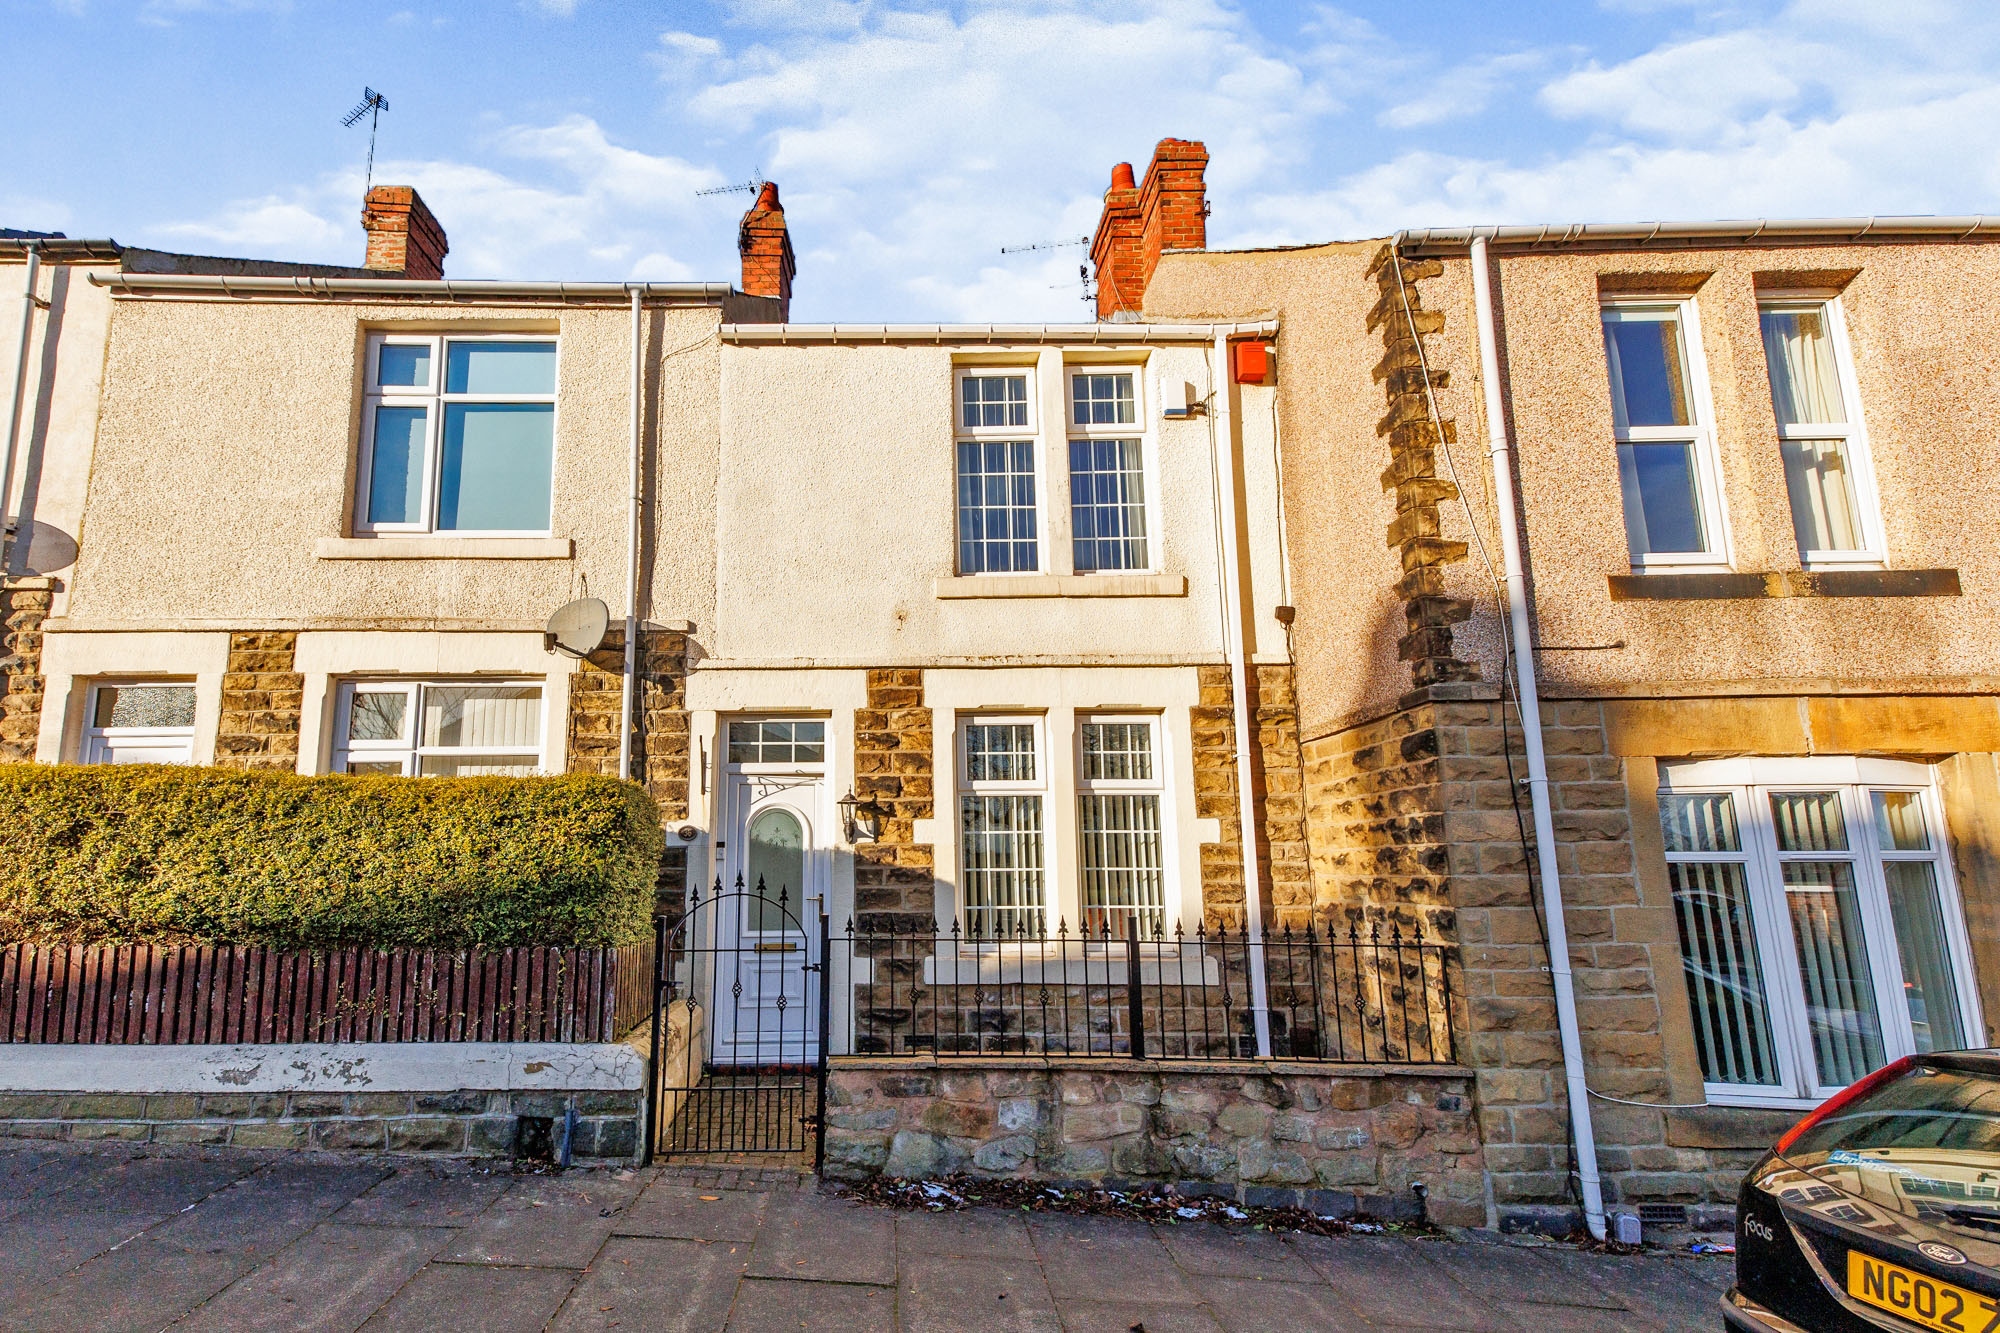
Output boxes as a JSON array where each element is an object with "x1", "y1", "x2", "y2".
[
  {"x1": 823, "y1": 1057, "x2": 1487, "y2": 1226},
  {"x1": 0, "y1": 1035, "x2": 650, "y2": 1162}
]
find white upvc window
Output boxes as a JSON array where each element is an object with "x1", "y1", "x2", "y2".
[
  {"x1": 955, "y1": 368, "x2": 1040, "y2": 575},
  {"x1": 333, "y1": 680, "x2": 544, "y2": 776},
  {"x1": 958, "y1": 715, "x2": 1046, "y2": 937},
  {"x1": 1660, "y1": 757, "x2": 1980, "y2": 1109},
  {"x1": 1076, "y1": 715, "x2": 1167, "y2": 940},
  {"x1": 358, "y1": 334, "x2": 558, "y2": 536},
  {"x1": 1067, "y1": 368, "x2": 1152, "y2": 573},
  {"x1": 1758, "y1": 295, "x2": 1885, "y2": 566},
  {"x1": 80, "y1": 682, "x2": 197, "y2": 765},
  {"x1": 1601, "y1": 300, "x2": 1729, "y2": 570}
]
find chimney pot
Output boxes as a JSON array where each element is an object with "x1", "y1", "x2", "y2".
[
  {"x1": 1109, "y1": 162, "x2": 1136, "y2": 192},
  {"x1": 360, "y1": 185, "x2": 448, "y2": 281}
]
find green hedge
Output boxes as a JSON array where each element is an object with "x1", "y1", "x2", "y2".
[{"x1": 0, "y1": 765, "x2": 664, "y2": 949}]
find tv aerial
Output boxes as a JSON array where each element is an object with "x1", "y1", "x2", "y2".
[
  {"x1": 544, "y1": 598, "x2": 610, "y2": 659},
  {"x1": 341, "y1": 87, "x2": 390, "y2": 193},
  {"x1": 999, "y1": 237, "x2": 1094, "y2": 305},
  {"x1": 697, "y1": 170, "x2": 766, "y2": 199}
]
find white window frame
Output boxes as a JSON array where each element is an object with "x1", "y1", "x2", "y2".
[
  {"x1": 1602, "y1": 299, "x2": 1732, "y2": 572},
  {"x1": 1661, "y1": 756, "x2": 1982, "y2": 1110},
  {"x1": 331, "y1": 679, "x2": 546, "y2": 776},
  {"x1": 356, "y1": 333, "x2": 560, "y2": 538},
  {"x1": 1757, "y1": 292, "x2": 1887, "y2": 569},
  {"x1": 723, "y1": 717, "x2": 828, "y2": 772},
  {"x1": 1074, "y1": 713, "x2": 1171, "y2": 940},
  {"x1": 956, "y1": 713, "x2": 1049, "y2": 938},
  {"x1": 953, "y1": 366, "x2": 1044, "y2": 576},
  {"x1": 1064, "y1": 366, "x2": 1158, "y2": 575},
  {"x1": 79, "y1": 681, "x2": 199, "y2": 765}
]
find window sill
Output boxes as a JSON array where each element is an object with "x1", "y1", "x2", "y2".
[
  {"x1": 934, "y1": 574, "x2": 1187, "y2": 599},
  {"x1": 316, "y1": 537, "x2": 574, "y2": 561},
  {"x1": 1607, "y1": 569, "x2": 1960, "y2": 601}
]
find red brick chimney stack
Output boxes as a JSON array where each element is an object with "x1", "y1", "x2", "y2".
[
  {"x1": 1090, "y1": 139, "x2": 1208, "y2": 320},
  {"x1": 1090, "y1": 162, "x2": 1142, "y2": 320},
  {"x1": 361, "y1": 186, "x2": 448, "y2": 281},
  {"x1": 738, "y1": 182, "x2": 796, "y2": 321}
]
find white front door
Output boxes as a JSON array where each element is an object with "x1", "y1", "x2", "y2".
[{"x1": 715, "y1": 723, "x2": 827, "y2": 1066}]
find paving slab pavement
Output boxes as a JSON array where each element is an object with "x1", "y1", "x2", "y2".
[{"x1": 0, "y1": 1141, "x2": 1733, "y2": 1331}]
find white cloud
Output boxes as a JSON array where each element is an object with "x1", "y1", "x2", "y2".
[{"x1": 1381, "y1": 50, "x2": 1548, "y2": 129}]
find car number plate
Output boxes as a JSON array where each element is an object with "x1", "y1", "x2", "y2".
[{"x1": 1849, "y1": 1250, "x2": 2000, "y2": 1332}]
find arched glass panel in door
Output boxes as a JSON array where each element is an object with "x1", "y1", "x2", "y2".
[{"x1": 747, "y1": 808, "x2": 805, "y2": 932}]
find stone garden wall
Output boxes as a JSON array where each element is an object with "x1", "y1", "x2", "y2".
[{"x1": 823, "y1": 1057, "x2": 1486, "y2": 1226}]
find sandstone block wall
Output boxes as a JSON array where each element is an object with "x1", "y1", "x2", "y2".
[
  {"x1": 1191, "y1": 664, "x2": 1312, "y2": 932},
  {"x1": 566, "y1": 626, "x2": 690, "y2": 914},
  {"x1": 213, "y1": 631, "x2": 305, "y2": 771},
  {"x1": 853, "y1": 668, "x2": 935, "y2": 931},
  {"x1": 0, "y1": 579, "x2": 51, "y2": 764},
  {"x1": 823, "y1": 1058, "x2": 1485, "y2": 1225},
  {"x1": 1303, "y1": 690, "x2": 1784, "y2": 1219},
  {"x1": 0, "y1": 1087, "x2": 642, "y2": 1160}
]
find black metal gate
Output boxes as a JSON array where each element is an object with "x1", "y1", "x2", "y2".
[{"x1": 646, "y1": 878, "x2": 830, "y2": 1164}]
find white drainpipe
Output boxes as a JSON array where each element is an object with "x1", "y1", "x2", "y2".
[
  {"x1": 1210, "y1": 331, "x2": 1273, "y2": 1059},
  {"x1": 619, "y1": 287, "x2": 642, "y2": 783},
  {"x1": 1, "y1": 244, "x2": 42, "y2": 562},
  {"x1": 1468, "y1": 235, "x2": 1607, "y2": 1240}
]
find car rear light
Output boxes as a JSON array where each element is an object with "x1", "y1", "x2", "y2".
[{"x1": 1775, "y1": 1055, "x2": 1919, "y2": 1157}]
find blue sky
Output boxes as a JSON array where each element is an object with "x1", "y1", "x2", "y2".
[{"x1": 6, "y1": 0, "x2": 1999, "y2": 320}]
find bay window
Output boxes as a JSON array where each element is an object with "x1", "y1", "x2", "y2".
[{"x1": 1662, "y1": 758, "x2": 1978, "y2": 1107}]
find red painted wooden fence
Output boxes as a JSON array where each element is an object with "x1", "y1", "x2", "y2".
[{"x1": 0, "y1": 942, "x2": 655, "y2": 1045}]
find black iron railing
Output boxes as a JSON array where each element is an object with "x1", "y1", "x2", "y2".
[{"x1": 826, "y1": 917, "x2": 1456, "y2": 1064}]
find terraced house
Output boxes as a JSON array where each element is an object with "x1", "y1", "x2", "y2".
[
  {"x1": 7, "y1": 139, "x2": 1996, "y2": 1240},
  {"x1": 1110, "y1": 137, "x2": 2000, "y2": 1234}
]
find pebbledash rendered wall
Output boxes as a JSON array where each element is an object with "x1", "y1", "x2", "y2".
[{"x1": 823, "y1": 1058, "x2": 1485, "y2": 1225}]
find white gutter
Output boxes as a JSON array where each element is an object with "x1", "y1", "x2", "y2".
[
  {"x1": 1468, "y1": 235, "x2": 1607, "y2": 1241},
  {"x1": 1, "y1": 243, "x2": 42, "y2": 558},
  {"x1": 1400, "y1": 215, "x2": 2000, "y2": 255},
  {"x1": 619, "y1": 287, "x2": 643, "y2": 784},
  {"x1": 1209, "y1": 330, "x2": 1273, "y2": 1060},
  {"x1": 720, "y1": 321, "x2": 1278, "y2": 344},
  {"x1": 88, "y1": 273, "x2": 737, "y2": 302}
]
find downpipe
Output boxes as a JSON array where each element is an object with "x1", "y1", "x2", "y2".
[
  {"x1": 1468, "y1": 235, "x2": 1607, "y2": 1240},
  {"x1": 619, "y1": 287, "x2": 642, "y2": 783},
  {"x1": 1, "y1": 243, "x2": 42, "y2": 565}
]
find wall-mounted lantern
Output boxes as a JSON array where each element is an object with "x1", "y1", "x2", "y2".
[{"x1": 838, "y1": 787, "x2": 885, "y2": 844}]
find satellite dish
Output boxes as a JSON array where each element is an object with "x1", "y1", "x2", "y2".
[{"x1": 544, "y1": 598, "x2": 609, "y2": 659}]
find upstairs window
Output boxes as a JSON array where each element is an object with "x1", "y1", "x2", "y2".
[
  {"x1": 1760, "y1": 298, "x2": 1882, "y2": 564},
  {"x1": 1602, "y1": 301, "x2": 1727, "y2": 568},
  {"x1": 334, "y1": 681, "x2": 543, "y2": 776},
  {"x1": 359, "y1": 335, "x2": 557, "y2": 536},
  {"x1": 955, "y1": 370, "x2": 1038, "y2": 574},
  {"x1": 1068, "y1": 369, "x2": 1149, "y2": 573}
]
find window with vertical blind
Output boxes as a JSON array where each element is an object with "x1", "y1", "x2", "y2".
[
  {"x1": 958, "y1": 717, "x2": 1045, "y2": 937},
  {"x1": 1077, "y1": 717, "x2": 1166, "y2": 940},
  {"x1": 333, "y1": 681, "x2": 543, "y2": 776},
  {"x1": 1068, "y1": 369, "x2": 1150, "y2": 573},
  {"x1": 1758, "y1": 297, "x2": 1883, "y2": 565},
  {"x1": 1661, "y1": 759, "x2": 1977, "y2": 1107},
  {"x1": 955, "y1": 370, "x2": 1039, "y2": 574}
]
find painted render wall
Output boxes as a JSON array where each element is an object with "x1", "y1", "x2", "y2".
[
  {"x1": 64, "y1": 297, "x2": 725, "y2": 634},
  {"x1": 712, "y1": 340, "x2": 1287, "y2": 669}
]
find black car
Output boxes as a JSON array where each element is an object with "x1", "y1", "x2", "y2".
[{"x1": 1727, "y1": 1051, "x2": 2000, "y2": 1332}]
